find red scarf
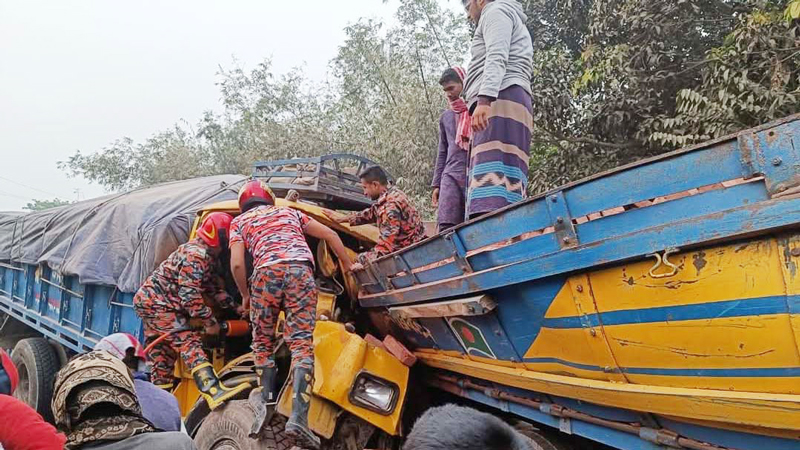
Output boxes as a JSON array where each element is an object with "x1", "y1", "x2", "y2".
[{"x1": 447, "y1": 67, "x2": 472, "y2": 151}]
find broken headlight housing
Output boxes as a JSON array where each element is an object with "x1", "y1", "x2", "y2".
[{"x1": 348, "y1": 371, "x2": 399, "y2": 415}]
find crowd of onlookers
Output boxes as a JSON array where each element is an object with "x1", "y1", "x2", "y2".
[{"x1": 0, "y1": 334, "x2": 195, "y2": 450}]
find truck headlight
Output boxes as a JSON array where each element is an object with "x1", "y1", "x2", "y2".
[{"x1": 348, "y1": 372, "x2": 399, "y2": 415}]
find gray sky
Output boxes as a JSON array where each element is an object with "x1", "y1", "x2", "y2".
[{"x1": 0, "y1": 0, "x2": 457, "y2": 210}]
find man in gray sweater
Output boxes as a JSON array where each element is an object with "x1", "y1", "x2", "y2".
[{"x1": 462, "y1": 0, "x2": 533, "y2": 219}]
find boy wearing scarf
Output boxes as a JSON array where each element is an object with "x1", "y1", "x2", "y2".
[{"x1": 432, "y1": 67, "x2": 470, "y2": 232}]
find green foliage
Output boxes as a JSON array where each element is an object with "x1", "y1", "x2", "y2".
[
  {"x1": 24, "y1": 198, "x2": 72, "y2": 211},
  {"x1": 786, "y1": 0, "x2": 800, "y2": 20},
  {"x1": 525, "y1": 0, "x2": 800, "y2": 193},
  {"x1": 64, "y1": 0, "x2": 800, "y2": 215},
  {"x1": 653, "y1": 4, "x2": 800, "y2": 143},
  {"x1": 61, "y1": 0, "x2": 469, "y2": 218}
]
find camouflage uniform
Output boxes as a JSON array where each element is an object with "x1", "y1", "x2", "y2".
[
  {"x1": 347, "y1": 187, "x2": 426, "y2": 263},
  {"x1": 133, "y1": 239, "x2": 234, "y2": 385},
  {"x1": 250, "y1": 263, "x2": 317, "y2": 369},
  {"x1": 229, "y1": 205, "x2": 317, "y2": 369}
]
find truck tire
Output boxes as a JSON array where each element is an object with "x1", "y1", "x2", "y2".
[
  {"x1": 513, "y1": 421, "x2": 574, "y2": 450},
  {"x1": 327, "y1": 414, "x2": 376, "y2": 450},
  {"x1": 48, "y1": 340, "x2": 69, "y2": 368},
  {"x1": 11, "y1": 337, "x2": 59, "y2": 423},
  {"x1": 194, "y1": 400, "x2": 294, "y2": 450}
]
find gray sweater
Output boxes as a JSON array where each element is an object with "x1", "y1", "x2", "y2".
[{"x1": 463, "y1": 0, "x2": 533, "y2": 107}]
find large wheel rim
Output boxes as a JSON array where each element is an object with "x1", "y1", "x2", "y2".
[{"x1": 13, "y1": 360, "x2": 31, "y2": 403}]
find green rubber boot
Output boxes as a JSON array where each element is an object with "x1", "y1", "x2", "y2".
[
  {"x1": 249, "y1": 365, "x2": 278, "y2": 438},
  {"x1": 285, "y1": 366, "x2": 320, "y2": 450},
  {"x1": 191, "y1": 363, "x2": 250, "y2": 410}
]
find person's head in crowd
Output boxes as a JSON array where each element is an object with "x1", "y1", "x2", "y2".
[
  {"x1": 403, "y1": 404, "x2": 533, "y2": 450},
  {"x1": 52, "y1": 350, "x2": 157, "y2": 449},
  {"x1": 462, "y1": 0, "x2": 491, "y2": 24},
  {"x1": 0, "y1": 348, "x2": 19, "y2": 395},
  {"x1": 94, "y1": 332, "x2": 147, "y2": 373},
  {"x1": 359, "y1": 166, "x2": 390, "y2": 200},
  {"x1": 439, "y1": 67, "x2": 465, "y2": 102},
  {"x1": 96, "y1": 334, "x2": 187, "y2": 434}
]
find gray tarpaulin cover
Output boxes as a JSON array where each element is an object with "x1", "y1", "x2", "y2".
[{"x1": 0, "y1": 175, "x2": 247, "y2": 293}]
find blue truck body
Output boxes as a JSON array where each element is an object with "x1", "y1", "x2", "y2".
[
  {"x1": 0, "y1": 265, "x2": 141, "y2": 353},
  {"x1": 353, "y1": 114, "x2": 800, "y2": 450}
]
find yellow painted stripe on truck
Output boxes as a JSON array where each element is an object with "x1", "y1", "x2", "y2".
[{"x1": 416, "y1": 351, "x2": 800, "y2": 432}]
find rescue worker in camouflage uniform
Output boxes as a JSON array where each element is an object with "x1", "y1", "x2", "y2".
[
  {"x1": 229, "y1": 180, "x2": 353, "y2": 450},
  {"x1": 133, "y1": 212, "x2": 250, "y2": 410},
  {"x1": 324, "y1": 165, "x2": 426, "y2": 268}
]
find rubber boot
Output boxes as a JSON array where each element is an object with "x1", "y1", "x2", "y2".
[
  {"x1": 249, "y1": 365, "x2": 278, "y2": 438},
  {"x1": 285, "y1": 366, "x2": 320, "y2": 450},
  {"x1": 191, "y1": 362, "x2": 250, "y2": 410}
]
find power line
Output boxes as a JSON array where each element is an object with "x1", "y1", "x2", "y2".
[
  {"x1": 0, "y1": 175, "x2": 62, "y2": 198},
  {"x1": 0, "y1": 189, "x2": 31, "y2": 201}
]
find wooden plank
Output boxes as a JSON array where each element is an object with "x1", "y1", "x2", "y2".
[
  {"x1": 564, "y1": 141, "x2": 743, "y2": 218},
  {"x1": 468, "y1": 233, "x2": 561, "y2": 273},
  {"x1": 319, "y1": 166, "x2": 362, "y2": 182},
  {"x1": 259, "y1": 171, "x2": 304, "y2": 178},
  {"x1": 385, "y1": 238, "x2": 459, "y2": 273},
  {"x1": 459, "y1": 200, "x2": 551, "y2": 251},
  {"x1": 369, "y1": 182, "x2": 767, "y2": 294},
  {"x1": 413, "y1": 262, "x2": 463, "y2": 285},
  {"x1": 254, "y1": 157, "x2": 319, "y2": 166},
  {"x1": 389, "y1": 295, "x2": 496, "y2": 319},
  {"x1": 576, "y1": 181, "x2": 768, "y2": 245},
  {"x1": 359, "y1": 196, "x2": 800, "y2": 307},
  {"x1": 365, "y1": 115, "x2": 800, "y2": 277}
]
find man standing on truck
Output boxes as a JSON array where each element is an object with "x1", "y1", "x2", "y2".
[
  {"x1": 229, "y1": 179, "x2": 353, "y2": 450},
  {"x1": 462, "y1": 0, "x2": 533, "y2": 219},
  {"x1": 432, "y1": 67, "x2": 470, "y2": 232},
  {"x1": 133, "y1": 212, "x2": 250, "y2": 411},
  {"x1": 324, "y1": 166, "x2": 426, "y2": 266}
]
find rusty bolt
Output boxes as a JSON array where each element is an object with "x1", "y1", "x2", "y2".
[
  {"x1": 550, "y1": 195, "x2": 558, "y2": 203},
  {"x1": 791, "y1": 248, "x2": 800, "y2": 257},
  {"x1": 590, "y1": 329, "x2": 597, "y2": 337},
  {"x1": 576, "y1": 285, "x2": 583, "y2": 293},
  {"x1": 556, "y1": 216, "x2": 564, "y2": 224},
  {"x1": 772, "y1": 157, "x2": 783, "y2": 166},
  {"x1": 562, "y1": 237, "x2": 571, "y2": 244}
]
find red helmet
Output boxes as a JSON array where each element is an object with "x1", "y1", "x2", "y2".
[
  {"x1": 238, "y1": 179, "x2": 275, "y2": 212},
  {"x1": 197, "y1": 212, "x2": 234, "y2": 248}
]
